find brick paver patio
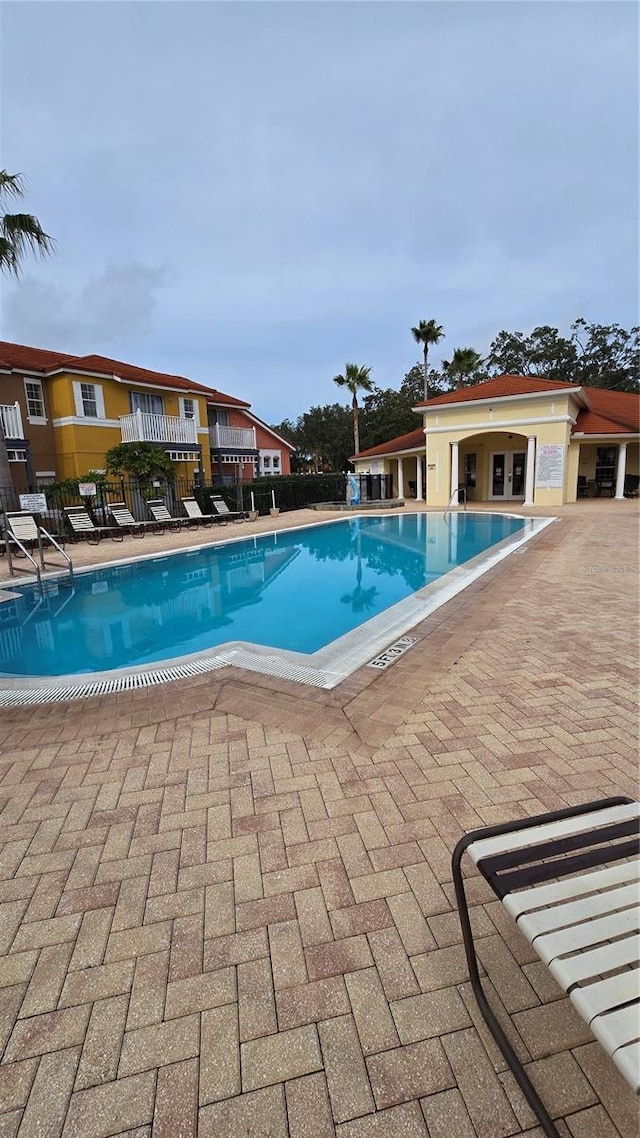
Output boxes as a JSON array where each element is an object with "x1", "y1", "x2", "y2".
[{"x1": 0, "y1": 501, "x2": 638, "y2": 1137}]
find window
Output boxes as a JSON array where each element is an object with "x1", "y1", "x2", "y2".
[
  {"x1": 595, "y1": 446, "x2": 616, "y2": 485},
  {"x1": 463, "y1": 453, "x2": 477, "y2": 488},
  {"x1": 7, "y1": 449, "x2": 27, "y2": 462},
  {"x1": 263, "y1": 456, "x2": 271, "y2": 468},
  {"x1": 81, "y1": 383, "x2": 98, "y2": 417},
  {"x1": 208, "y1": 408, "x2": 229, "y2": 427},
  {"x1": 131, "y1": 391, "x2": 164, "y2": 415},
  {"x1": 168, "y1": 450, "x2": 195, "y2": 461},
  {"x1": 24, "y1": 379, "x2": 45, "y2": 420},
  {"x1": 73, "y1": 381, "x2": 105, "y2": 418},
  {"x1": 273, "y1": 456, "x2": 280, "y2": 469},
  {"x1": 182, "y1": 399, "x2": 195, "y2": 420}
]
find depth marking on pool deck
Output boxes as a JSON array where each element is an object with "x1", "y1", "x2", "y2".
[{"x1": 367, "y1": 635, "x2": 420, "y2": 670}]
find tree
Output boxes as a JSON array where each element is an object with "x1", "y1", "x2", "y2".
[
  {"x1": 0, "y1": 171, "x2": 54, "y2": 494},
  {"x1": 486, "y1": 321, "x2": 639, "y2": 391},
  {"x1": 442, "y1": 347, "x2": 486, "y2": 389},
  {"x1": 410, "y1": 319, "x2": 445, "y2": 401},
  {"x1": 0, "y1": 171, "x2": 54, "y2": 277},
  {"x1": 486, "y1": 326, "x2": 577, "y2": 383},
  {"x1": 570, "y1": 319, "x2": 639, "y2": 392},
  {"x1": 332, "y1": 363, "x2": 374, "y2": 456},
  {"x1": 293, "y1": 404, "x2": 354, "y2": 471},
  {"x1": 105, "y1": 442, "x2": 175, "y2": 482}
]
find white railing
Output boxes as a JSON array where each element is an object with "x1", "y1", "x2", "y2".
[
  {"x1": 119, "y1": 411, "x2": 198, "y2": 445},
  {"x1": 209, "y1": 424, "x2": 256, "y2": 450},
  {"x1": 0, "y1": 402, "x2": 24, "y2": 439}
]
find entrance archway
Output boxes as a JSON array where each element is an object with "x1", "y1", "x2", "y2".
[{"x1": 455, "y1": 432, "x2": 532, "y2": 504}]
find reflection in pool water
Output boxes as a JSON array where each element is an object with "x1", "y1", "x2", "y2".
[{"x1": 0, "y1": 512, "x2": 525, "y2": 677}]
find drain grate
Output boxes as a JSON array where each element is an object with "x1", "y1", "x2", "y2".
[
  {"x1": 0, "y1": 655, "x2": 228, "y2": 707},
  {"x1": 367, "y1": 635, "x2": 419, "y2": 671}
]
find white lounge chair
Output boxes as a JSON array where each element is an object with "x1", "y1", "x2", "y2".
[
  {"x1": 64, "y1": 506, "x2": 123, "y2": 544},
  {"x1": 109, "y1": 502, "x2": 160, "y2": 538},
  {"x1": 210, "y1": 495, "x2": 246, "y2": 523},
  {"x1": 146, "y1": 499, "x2": 183, "y2": 531},
  {"x1": 181, "y1": 497, "x2": 221, "y2": 527}
]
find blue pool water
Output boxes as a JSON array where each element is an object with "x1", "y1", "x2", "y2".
[{"x1": 1, "y1": 513, "x2": 526, "y2": 678}]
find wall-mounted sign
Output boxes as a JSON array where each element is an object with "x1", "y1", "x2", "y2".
[
  {"x1": 78, "y1": 482, "x2": 97, "y2": 497},
  {"x1": 18, "y1": 493, "x2": 47, "y2": 513},
  {"x1": 535, "y1": 445, "x2": 565, "y2": 489}
]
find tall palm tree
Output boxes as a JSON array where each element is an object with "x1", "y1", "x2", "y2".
[
  {"x1": 442, "y1": 347, "x2": 485, "y2": 390},
  {"x1": 333, "y1": 363, "x2": 374, "y2": 456},
  {"x1": 0, "y1": 171, "x2": 54, "y2": 496},
  {"x1": 411, "y1": 319, "x2": 445, "y2": 401},
  {"x1": 1, "y1": 171, "x2": 54, "y2": 277}
]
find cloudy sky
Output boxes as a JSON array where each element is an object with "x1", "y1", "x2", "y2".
[{"x1": 1, "y1": 1, "x2": 637, "y2": 422}]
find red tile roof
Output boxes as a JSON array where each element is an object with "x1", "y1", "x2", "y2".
[
  {"x1": 355, "y1": 428, "x2": 425, "y2": 460},
  {"x1": 575, "y1": 387, "x2": 639, "y2": 434},
  {"x1": 354, "y1": 375, "x2": 639, "y2": 456},
  {"x1": 416, "y1": 374, "x2": 580, "y2": 407},
  {"x1": 0, "y1": 341, "x2": 250, "y2": 408}
]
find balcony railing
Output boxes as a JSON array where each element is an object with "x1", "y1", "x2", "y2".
[
  {"x1": 119, "y1": 411, "x2": 198, "y2": 445},
  {"x1": 209, "y1": 424, "x2": 257, "y2": 450},
  {"x1": 0, "y1": 402, "x2": 25, "y2": 440}
]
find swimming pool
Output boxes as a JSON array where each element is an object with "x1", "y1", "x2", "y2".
[{"x1": 0, "y1": 512, "x2": 553, "y2": 698}]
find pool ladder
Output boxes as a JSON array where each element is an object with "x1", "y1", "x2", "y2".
[
  {"x1": 1, "y1": 513, "x2": 74, "y2": 593},
  {"x1": 444, "y1": 485, "x2": 468, "y2": 516}
]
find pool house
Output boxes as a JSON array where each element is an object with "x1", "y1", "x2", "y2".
[{"x1": 353, "y1": 375, "x2": 639, "y2": 508}]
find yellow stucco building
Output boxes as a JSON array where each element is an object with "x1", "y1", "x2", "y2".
[{"x1": 354, "y1": 376, "x2": 639, "y2": 508}]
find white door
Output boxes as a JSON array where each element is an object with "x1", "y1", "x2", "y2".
[{"x1": 489, "y1": 451, "x2": 526, "y2": 500}]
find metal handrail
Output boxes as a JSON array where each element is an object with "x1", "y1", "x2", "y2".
[
  {"x1": 444, "y1": 485, "x2": 467, "y2": 515},
  {"x1": 2, "y1": 532, "x2": 42, "y2": 587},
  {"x1": 39, "y1": 526, "x2": 74, "y2": 584},
  {"x1": 1, "y1": 516, "x2": 74, "y2": 589}
]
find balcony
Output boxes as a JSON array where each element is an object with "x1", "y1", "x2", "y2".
[
  {"x1": 209, "y1": 424, "x2": 257, "y2": 450},
  {"x1": 0, "y1": 402, "x2": 25, "y2": 440},
  {"x1": 119, "y1": 411, "x2": 198, "y2": 446}
]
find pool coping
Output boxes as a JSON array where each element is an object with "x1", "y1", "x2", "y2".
[{"x1": 0, "y1": 511, "x2": 556, "y2": 705}]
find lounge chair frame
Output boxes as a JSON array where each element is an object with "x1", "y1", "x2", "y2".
[
  {"x1": 181, "y1": 497, "x2": 221, "y2": 527},
  {"x1": 64, "y1": 506, "x2": 123, "y2": 545},
  {"x1": 146, "y1": 499, "x2": 183, "y2": 531},
  {"x1": 210, "y1": 495, "x2": 246, "y2": 523},
  {"x1": 109, "y1": 502, "x2": 163, "y2": 538},
  {"x1": 452, "y1": 796, "x2": 638, "y2": 1138}
]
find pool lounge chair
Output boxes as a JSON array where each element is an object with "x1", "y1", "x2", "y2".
[
  {"x1": 109, "y1": 502, "x2": 161, "y2": 538},
  {"x1": 64, "y1": 506, "x2": 123, "y2": 544},
  {"x1": 181, "y1": 497, "x2": 222, "y2": 527},
  {"x1": 146, "y1": 499, "x2": 183, "y2": 531},
  {"x1": 211, "y1": 495, "x2": 246, "y2": 523}
]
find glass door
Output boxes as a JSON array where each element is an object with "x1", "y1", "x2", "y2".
[
  {"x1": 490, "y1": 451, "x2": 526, "y2": 499},
  {"x1": 511, "y1": 452, "x2": 526, "y2": 496},
  {"x1": 491, "y1": 454, "x2": 506, "y2": 497}
]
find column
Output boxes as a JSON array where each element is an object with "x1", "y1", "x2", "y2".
[
  {"x1": 397, "y1": 457, "x2": 404, "y2": 499},
  {"x1": 524, "y1": 436, "x2": 536, "y2": 506},
  {"x1": 415, "y1": 455, "x2": 423, "y2": 501},
  {"x1": 614, "y1": 442, "x2": 627, "y2": 499},
  {"x1": 450, "y1": 442, "x2": 459, "y2": 501}
]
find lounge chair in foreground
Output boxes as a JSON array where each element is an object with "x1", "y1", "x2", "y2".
[
  {"x1": 181, "y1": 497, "x2": 221, "y2": 526},
  {"x1": 109, "y1": 502, "x2": 161, "y2": 538},
  {"x1": 64, "y1": 506, "x2": 123, "y2": 544},
  {"x1": 211, "y1": 495, "x2": 246, "y2": 523},
  {"x1": 146, "y1": 499, "x2": 183, "y2": 531}
]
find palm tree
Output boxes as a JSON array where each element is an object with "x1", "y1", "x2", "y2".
[
  {"x1": 411, "y1": 319, "x2": 445, "y2": 401},
  {"x1": 333, "y1": 363, "x2": 374, "y2": 456},
  {"x1": 0, "y1": 171, "x2": 54, "y2": 277},
  {"x1": 0, "y1": 171, "x2": 54, "y2": 497},
  {"x1": 442, "y1": 347, "x2": 485, "y2": 390}
]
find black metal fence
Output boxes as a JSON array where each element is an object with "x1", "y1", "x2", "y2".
[{"x1": 0, "y1": 473, "x2": 356, "y2": 534}]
